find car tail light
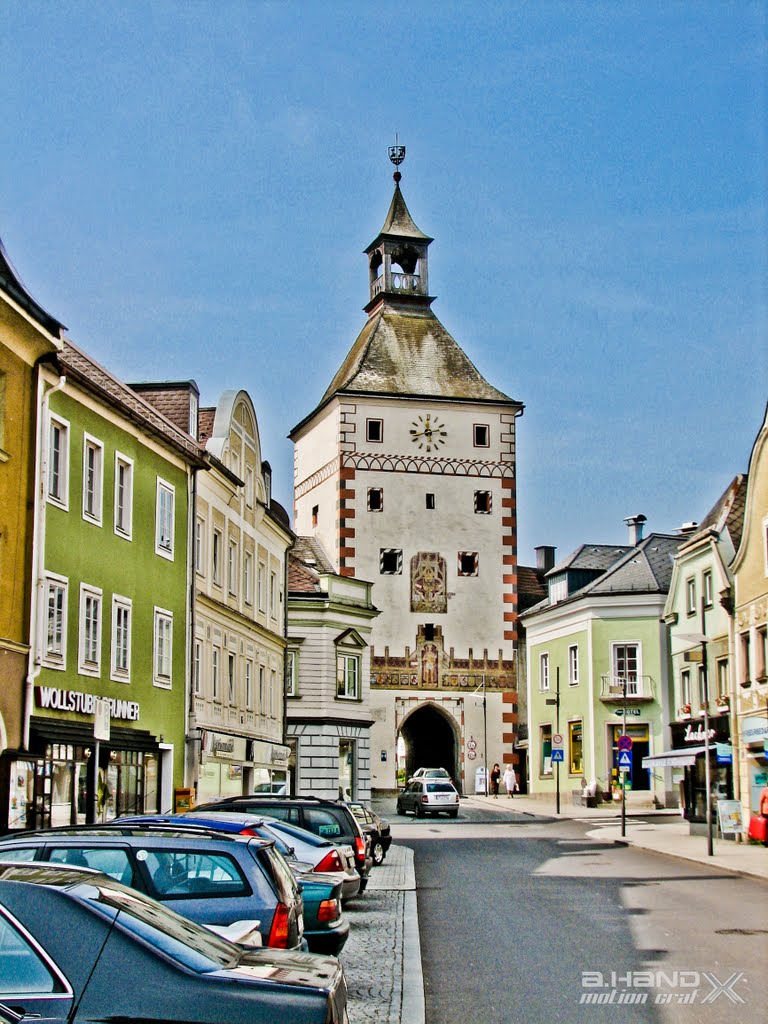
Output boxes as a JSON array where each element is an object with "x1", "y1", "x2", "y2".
[
  {"x1": 317, "y1": 898, "x2": 341, "y2": 923},
  {"x1": 239, "y1": 827, "x2": 258, "y2": 836},
  {"x1": 354, "y1": 835, "x2": 366, "y2": 865},
  {"x1": 315, "y1": 849, "x2": 343, "y2": 873},
  {"x1": 267, "y1": 902, "x2": 291, "y2": 948},
  {"x1": 421, "y1": 795, "x2": 429, "y2": 803}
]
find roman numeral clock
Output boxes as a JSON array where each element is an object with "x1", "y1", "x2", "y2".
[{"x1": 410, "y1": 413, "x2": 447, "y2": 452}]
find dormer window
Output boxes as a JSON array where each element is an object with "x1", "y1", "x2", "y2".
[{"x1": 549, "y1": 576, "x2": 567, "y2": 604}]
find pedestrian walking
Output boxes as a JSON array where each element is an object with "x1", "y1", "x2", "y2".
[
  {"x1": 503, "y1": 764, "x2": 517, "y2": 798},
  {"x1": 490, "y1": 763, "x2": 501, "y2": 798}
]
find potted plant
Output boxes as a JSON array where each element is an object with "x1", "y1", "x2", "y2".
[
  {"x1": 715, "y1": 695, "x2": 730, "y2": 713},
  {"x1": 678, "y1": 703, "x2": 692, "y2": 720}
]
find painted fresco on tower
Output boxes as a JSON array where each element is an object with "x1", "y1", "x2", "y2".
[{"x1": 410, "y1": 552, "x2": 447, "y2": 613}]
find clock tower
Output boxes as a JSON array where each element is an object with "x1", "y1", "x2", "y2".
[{"x1": 290, "y1": 148, "x2": 524, "y2": 797}]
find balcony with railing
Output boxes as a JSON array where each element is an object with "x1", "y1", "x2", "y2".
[{"x1": 599, "y1": 674, "x2": 655, "y2": 702}]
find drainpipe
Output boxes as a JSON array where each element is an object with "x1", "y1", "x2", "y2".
[{"x1": 24, "y1": 367, "x2": 66, "y2": 750}]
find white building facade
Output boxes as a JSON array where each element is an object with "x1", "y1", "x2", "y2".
[{"x1": 290, "y1": 158, "x2": 524, "y2": 793}]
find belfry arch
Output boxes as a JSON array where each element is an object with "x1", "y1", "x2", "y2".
[{"x1": 398, "y1": 702, "x2": 461, "y2": 793}]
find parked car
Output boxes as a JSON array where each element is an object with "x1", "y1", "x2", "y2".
[
  {"x1": 117, "y1": 811, "x2": 361, "y2": 901},
  {"x1": 397, "y1": 778, "x2": 460, "y2": 818},
  {"x1": 345, "y1": 802, "x2": 392, "y2": 866},
  {"x1": 0, "y1": 862, "x2": 348, "y2": 1024},
  {"x1": 0, "y1": 824, "x2": 305, "y2": 950},
  {"x1": 195, "y1": 796, "x2": 372, "y2": 890},
  {"x1": 114, "y1": 813, "x2": 352, "y2": 954},
  {"x1": 409, "y1": 767, "x2": 452, "y2": 781}
]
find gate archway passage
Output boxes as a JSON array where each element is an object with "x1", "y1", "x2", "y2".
[{"x1": 399, "y1": 703, "x2": 460, "y2": 792}]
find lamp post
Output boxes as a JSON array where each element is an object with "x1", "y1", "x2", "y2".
[
  {"x1": 621, "y1": 677, "x2": 627, "y2": 839},
  {"x1": 679, "y1": 601, "x2": 714, "y2": 858},
  {"x1": 482, "y1": 674, "x2": 488, "y2": 797},
  {"x1": 545, "y1": 668, "x2": 561, "y2": 815}
]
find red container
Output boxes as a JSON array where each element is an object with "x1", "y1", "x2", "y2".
[{"x1": 747, "y1": 814, "x2": 768, "y2": 842}]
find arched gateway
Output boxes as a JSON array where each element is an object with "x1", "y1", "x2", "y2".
[{"x1": 398, "y1": 703, "x2": 461, "y2": 792}]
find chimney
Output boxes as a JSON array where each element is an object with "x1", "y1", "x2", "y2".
[
  {"x1": 535, "y1": 545, "x2": 556, "y2": 573},
  {"x1": 679, "y1": 521, "x2": 698, "y2": 536},
  {"x1": 624, "y1": 514, "x2": 647, "y2": 546}
]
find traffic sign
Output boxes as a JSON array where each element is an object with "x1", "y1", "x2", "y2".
[
  {"x1": 618, "y1": 750, "x2": 632, "y2": 772},
  {"x1": 617, "y1": 735, "x2": 633, "y2": 752},
  {"x1": 551, "y1": 749, "x2": 565, "y2": 763},
  {"x1": 552, "y1": 734, "x2": 564, "y2": 748}
]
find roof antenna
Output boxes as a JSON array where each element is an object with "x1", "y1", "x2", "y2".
[{"x1": 388, "y1": 132, "x2": 406, "y2": 184}]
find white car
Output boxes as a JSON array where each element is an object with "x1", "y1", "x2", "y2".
[{"x1": 409, "y1": 767, "x2": 452, "y2": 782}]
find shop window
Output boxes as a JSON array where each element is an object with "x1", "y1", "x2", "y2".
[
  {"x1": 540, "y1": 724, "x2": 553, "y2": 776},
  {"x1": 569, "y1": 721, "x2": 583, "y2": 775}
]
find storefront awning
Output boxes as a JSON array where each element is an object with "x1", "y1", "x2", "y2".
[{"x1": 642, "y1": 745, "x2": 707, "y2": 768}]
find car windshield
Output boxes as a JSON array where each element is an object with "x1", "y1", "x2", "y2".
[
  {"x1": 72, "y1": 879, "x2": 241, "y2": 972},
  {"x1": 426, "y1": 783, "x2": 455, "y2": 793}
]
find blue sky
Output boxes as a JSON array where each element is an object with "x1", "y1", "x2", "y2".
[{"x1": 2, "y1": 2, "x2": 766, "y2": 566}]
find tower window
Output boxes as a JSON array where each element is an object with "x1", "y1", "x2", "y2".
[
  {"x1": 474, "y1": 491, "x2": 492, "y2": 514},
  {"x1": 380, "y1": 549, "x2": 403, "y2": 575},
  {"x1": 366, "y1": 418, "x2": 383, "y2": 443},
  {"x1": 458, "y1": 551, "x2": 479, "y2": 577},
  {"x1": 424, "y1": 623, "x2": 435, "y2": 642},
  {"x1": 311, "y1": 505, "x2": 319, "y2": 528},
  {"x1": 368, "y1": 488, "x2": 383, "y2": 512},
  {"x1": 426, "y1": 493, "x2": 435, "y2": 510},
  {"x1": 473, "y1": 424, "x2": 490, "y2": 448}
]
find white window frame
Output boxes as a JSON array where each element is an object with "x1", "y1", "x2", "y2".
[
  {"x1": 257, "y1": 562, "x2": 266, "y2": 613},
  {"x1": 82, "y1": 434, "x2": 104, "y2": 526},
  {"x1": 244, "y1": 551, "x2": 254, "y2": 605},
  {"x1": 195, "y1": 516, "x2": 206, "y2": 577},
  {"x1": 43, "y1": 572, "x2": 68, "y2": 669},
  {"x1": 47, "y1": 413, "x2": 69, "y2": 510},
  {"x1": 269, "y1": 571, "x2": 277, "y2": 619},
  {"x1": 763, "y1": 513, "x2": 768, "y2": 576},
  {"x1": 245, "y1": 660, "x2": 254, "y2": 709},
  {"x1": 473, "y1": 423, "x2": 490, "y2": 448},
  {"x1": 703, "y1": 569, "x2": 713, "y2": 608},
  {"x1": 612, "y1": 642, "x2": 641, "y2": 696},
  {"x1": 539, "y1": 652, "x2": 549, "y2": 692},
  {"x1": 212, "y1": 646, "x2": 221, "y2": 700},
  {"x1": 286, "y1": 650, "x2": 298, "y2": 697},
  {"x1": 568, "y1": 644, "x2": 579, "y2": 686},
  {"x1": 258, "y1": 664, "x2": 265, "y2": 712},
  {"x1": 153, "y1": 607, "x2": 173, "y2": 688},
  {"x1": 686, "y1": 577, "x2": 696, "y2": 616},
  {"x1": 336, "y1": 652, "x2": 360, "y2": 700},
  {"x1": 228, "y1": 540, "x2": 239, "y2": 596},
  {"x1": 113, "y1": 452, "x2": 133, "y2": 540},
  {"x1": 194, "y1": 640, "x2": 202, "y2": 695},
  {"x1": 228, "y1": 652, "x2": 236, "y2": 704},
  {"x1": 78, "y1": 583, "x2": 102, "y2": 677},
  {"x1": 110, "y1": 595, "x2": 132, "y2": 682},
  {"x1": 212, "y1": 529, "x2": 222, "y2": 586},
  {"x1": 155, "y1": 479, "x2": 175, "y2": 559},
  {"x1": 245, "y1": 465, "x2": 254, "y2": 508}
]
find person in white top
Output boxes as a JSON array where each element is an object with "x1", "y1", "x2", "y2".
[{"x1": 503, "y1": 764, "x2": 517, "y2": 798}]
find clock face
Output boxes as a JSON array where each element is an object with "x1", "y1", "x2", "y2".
[{"x1": 410, "y1": 413, "x2": 447, "y2": 452}]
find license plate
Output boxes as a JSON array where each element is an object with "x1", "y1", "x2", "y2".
[{"x1": 434, "y1": 794, "x2": 450, "y2": 801}]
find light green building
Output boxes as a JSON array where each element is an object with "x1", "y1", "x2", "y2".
[
  {"x1": 521, "y1": 519, "x2": 682, "y2": 809},
  {"x1": 11, "y1": 340, "x2": 205, "y2": 830}
]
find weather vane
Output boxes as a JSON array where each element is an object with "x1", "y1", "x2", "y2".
[{"x1": 388, "y1": 132, "x2": 405, "y2": 183}]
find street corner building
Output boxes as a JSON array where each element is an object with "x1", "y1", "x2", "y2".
[{"x1": 288, "y1": 151, "x2": 524, "y2": 795}]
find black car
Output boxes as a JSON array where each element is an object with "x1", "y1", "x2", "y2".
[
  {"x1": 345, "y1": 802, "x2": 392, "y2": 866},
  {"x1": 195, "y1": 795, "x2": 372, "y2": 889},
  {"x1": 0, "y1": 862, "x2": 347, "y2": 1024},
  {"x1": 0, "y1": 824, "x2": 304, "y2": 950}
]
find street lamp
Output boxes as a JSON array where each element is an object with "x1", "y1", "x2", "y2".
[
  {"x1": 679, "y1": 598, "x2": 714, "y2": 857},
  {"x1": 545, "y1": 668, "x2": 561, "y2": 815}
]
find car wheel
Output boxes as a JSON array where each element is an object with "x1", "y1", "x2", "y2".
[
  {"x1": 372, "y1": 839, "x2": 385, "y2": 865},
  {"x1": 416, "y1": 803, "x2": 425, "y2": 818},
  {"x1": 448, "y1": 808, "x2": 459, "y2": 819},
  {"x1": 396, "y1": 801, "x2": 406, "y2": 816}
]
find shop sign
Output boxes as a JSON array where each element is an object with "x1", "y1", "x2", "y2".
[
  {"x1": 205, "y1": 733, "x2": 246, "y2": 761},
  {"x1": 683, "y1": 723, "x2": 716, "y2": 743},
  {"x1": 741, "y1": 716, "x2": 768, "y2": 745},
  {"x1": 270, "y1": 743, "x2": 290, "y2": 765},
  {"x1": 35, "y1": 686, "x2": 140, "y2": 721},
  {"x1": 715, "y1": 743, "x2": 733, "y2": 764},
  {"x1": 614, "y1": 708, "x2": 641, "y2": 717}
]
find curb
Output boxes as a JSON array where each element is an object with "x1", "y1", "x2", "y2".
[{"x1": 401, "y1": 889, "x2": 425, "y2": 1024}]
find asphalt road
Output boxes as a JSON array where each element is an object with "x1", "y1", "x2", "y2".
[{"x1": 395, "y1": 811, "x2": 768, "y2": 1024}]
